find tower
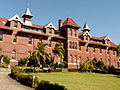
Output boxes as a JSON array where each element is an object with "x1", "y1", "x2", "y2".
[{"x1": 22, "y1": 8, "x2": 33, "y2": 26}]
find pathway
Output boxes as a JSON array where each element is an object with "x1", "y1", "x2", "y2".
[{"x1": 0, "y1": 71, "x2": 34, "y2": 90}]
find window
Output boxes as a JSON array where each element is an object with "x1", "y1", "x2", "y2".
[
  {"x1": 113, "y1": 50, "x2": 116, "y2": 55},
  {"x1": 70, "y1": 28, "x2": 72, "y2": 36},
  {"x1": 49, "y1": 40, "x2": 52, "y2": 47},
  {"x1": 12, "y1": 50, "x2": 16, "y2": 59},
  {"x1": 72, "y1": 42, "x2": 74, "y2": 49},
  {"x1": 13, "y1": 34, "x2": 17, "y2": 43},
  {"x1": 107, "y1": 59, "x2": 110, "y2": 65},
  {"x1": 86, "y1": 46, "x2": 88, "y2": 52},
  {"x1": 28, "y1": 37, "x2": 32, "y2": 45},
  {"x1": 75, "y1": 42, "x2": 77, "y2": 49},
  {"x1": 28, "y1": 51, "x2": 31, "y2": 58},
  {"x1": 69, "y1": 41, "x2": 72, "y2": 48},
  {"x1": 79, "y1": 43, "x2": 81, "y2": 51},
  {"x1": 70, "y1": 55, "x2": 72, "y2": 63},
  {"x1": 49, "y1": 28, "x2": 52, "y2": 34},
  {"x1": 0, "y1": 32, "x2": 3, "y2": 41},
  {"x1": 86, "y1": 57, "x2": 89, "y2": 61},
  {"x1": 79, "y1": 56, "x2": 81, "y2": 63},
  {"x1": 93, "y1": 47, "x2": 95, "y2": 53},
  {"x1": 74, "y1": 30, "x2": 77, "y2": 37},
  {"x1": 74, "y1": 55, "x2": 77, "y2": 63},
  {"x1": 14, "y1": 21, "x2": 18, "y2": 28},
  {"x1": 107, "y1": 49, "x2": 109, "y2": 54},
  {"x1": 100, "y1": 48, "x2": 102, "y2": 54},
  {"x1": 86, "y1": 36, "x2": 89, "y2": 41},
  {"x1": 0, "y1": 49, "x2": 1, "y2": 56}
]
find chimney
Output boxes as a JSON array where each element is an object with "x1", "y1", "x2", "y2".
[{"x1": 58, "y1": 19, "x2": 62, "y2": 30}]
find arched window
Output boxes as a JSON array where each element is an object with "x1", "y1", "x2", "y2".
[
  {"x1": 113, "y1": 60, "x2": 116, "y2": 66},
  {"x1": 74, "y1": 55, "x2": 77, "y2": 63},
  {"x1": 70, "y1": 55, "x2": 72, "y2": 63},
  {"x1": 28, "y1": 51, "x2": 31, "y2": 58},
  {"x1": 13, "y1": 34, "x2": 17, "y2": 43},
  {"x1": 12, "y1": 50, "x2": 16, "y2": 59},
  {"x1": 69, "y1": 41, "x2": 72, "y2": 48},
  {"x1": 107, "y1": 59, "x2": 110, "y2": 65},
  {"x1": 14, "y1": 21, "x2": 18, "y2": 28}
]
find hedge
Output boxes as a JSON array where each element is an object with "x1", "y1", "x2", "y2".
[
  {"x1": 10, "y1": 67, "x2": 67, "y2": 89},
  {"x1": 36, "y1": 80, "x2": 67, "y2": 90},
  {"x1": 68, "y1": 68, "x2": 78, "y2": 72}
]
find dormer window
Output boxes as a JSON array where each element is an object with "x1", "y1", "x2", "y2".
[{"x1": 14, "y1": 21, "x2": 18, "y2": 28}]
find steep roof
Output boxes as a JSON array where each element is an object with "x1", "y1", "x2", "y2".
[{"x1": 62, "y1": 17, "x2": 80, "y2": 28}]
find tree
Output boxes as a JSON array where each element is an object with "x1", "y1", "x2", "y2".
[
  {"x1": 18, "y1": 57, "x2": 28, "y2": 66},
  {"x1": 53, "y1": 42, "x2": 65, "y2": 61},
  {"x1": 35, "y1": 42, "x2": 48, "y2": 67},
  {"x1": 3, "y1": 55, "x2": 10, "y2": 64}
]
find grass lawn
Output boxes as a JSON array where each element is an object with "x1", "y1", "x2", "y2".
[{"x1": 24, "y1": 72, "x2": 120, "y2": 90}]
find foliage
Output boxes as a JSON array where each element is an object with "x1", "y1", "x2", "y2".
[
  {"x1": 3, "y1": 55, "x2": 10, "y2": 64},
  {"x1": 68, "y1": 68, "x2": 78, "y2": 72},
  {"x1": 59, "y1": 62, "x2": 65, "y2": 68},
  {"x1": 27, "y1": 52, "x2": 40, "y2": 67},
  {"x1": 107, "y1": 65, "x2": 115, "y2": 74},
  {"x1": 96, "y1": 61, "x2": 104, "y2": 70},
  {"x1": 54, "y1": 62, "x2": 59, "y2": 68},
  {"x1": 36, "y1": 80, "x2": 67, "y2": 90},
  {"x1": 35, "y1": 42, "x2": 48, "y2": 67},
  {"x1": 18, "y1": 57, "x2": 28, "y2": 66},
  {"x1": 53, "y1": 43, "x2": 65, "y2": 59},
  {"x1": 54, "y1": 68, "x2": 62, "y2": 72},
  {"x1": 0, "y1": 64, "x2": 8, "y2": 68}
]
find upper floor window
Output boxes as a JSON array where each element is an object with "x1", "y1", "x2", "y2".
[
  {"x1": 0, "y1": 32, "x2": 3, "y2": 41},
  {"x1": 13, "y1": 34, "x2": 17, "y2": 43},
  {"x1": 107, "y1": 49, "x2": 109, "y2": 54},
  {"x1": 100, "y1": 48, "x2": 102, "y2": 54},
  {"x1": 86, "y1": 46, "x2": 88, "y2": 52},
  {"x1": 28, "y1": 37, "x2": 32, "y2": 45},
  {"x1": 70, "y1": 28, "x2": 72, "y2": 36},
  {"x1": 12, "y1": 50, "x2": 16, "y2": 59},
  {"x1": 113, "y1": 50, "x2": 116, "y2": 55},
  {"x1": 14, "y1": 21, "x2": 18, "y2": 28},
  {"x1": 49, "y1": 40, "x2": 52, "y2": 47},
  {"x1": 86, "y1": 36, "x2": 89, "y2": 41},
  {"x1": 74, "y1": 30, "x2": 77, "y2": 37},
  {"x1": 75, "y1": 42, "x2": 77, "y2": 49},
  {"x1": 93, "y1": 47, "x2": 95, "y2": 53},
  {"x1": 70, "y1": 41, "x2": 72, "y2": 48}
]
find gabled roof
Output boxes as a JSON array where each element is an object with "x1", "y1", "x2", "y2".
[
  {"x1": 44, "y1": 22, "x2": 57, "y2": 30},
  {"x1": 79, "y1": 31, "x2": 91, "y2": 37},
  {"x1": 0, "y1": 17, "x2": 8, "y2": 28},
  {"x1": 9, "y1": 14, "x2": 23, "y2": 23},
  {"x1": 62, "y1": 17, "x2": 80, "y2": 28}
]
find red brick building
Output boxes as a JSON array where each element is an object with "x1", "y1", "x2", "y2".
[{"x1": 0, "y1": 8, "x2": 119, "y2": 68}]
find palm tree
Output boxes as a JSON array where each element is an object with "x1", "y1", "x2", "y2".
[
  {"x1": 35, "y1": 42, "x2": 48, "y2": 67},
  {"x1": 53, "y1": 42, "x2": 65, "y2": 60}
]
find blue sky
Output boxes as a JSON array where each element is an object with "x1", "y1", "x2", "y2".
[{"x1": 0, "y1": 0, "x2": 120, "y2": 44}]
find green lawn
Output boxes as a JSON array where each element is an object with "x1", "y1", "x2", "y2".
[{"x1": 24, "y1": 72, "x2": 120, "y2": 90}]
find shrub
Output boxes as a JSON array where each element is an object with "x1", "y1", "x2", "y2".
[
  {"x1": 0, "y1": 64, "x2": 8, "y2": 68},
  {"x1": 107, "y1": 65, "x2": 115, "y2": 74},
  {"x1": 36, "y1": 80, "x2": 67, "y2": 90},
  {"x1": 54, "y1": 68, "x2": 62, "y2": 72},
  {"x1": 54, "y1": 62, "x2": 59, "y2": 68},
  {"x1": 96, "y1": 61, "x2": 104, "y2": 70},
  {"x1": 59, "y1": 62, "x2": 65, "y2": 68},
  {"x1": 18, "y1": 57, "x2": 28, "y2": 66},
  {"x1": 68, "y1": 68, "x2": 78, "y2": 72},
  {"x1": 3, "y1": 55, "x2": 10, "y2": 64}
]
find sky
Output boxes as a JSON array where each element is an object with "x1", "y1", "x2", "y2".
[{"x1": 0, "y1": 0, "x2": 120, "y2": 44}]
